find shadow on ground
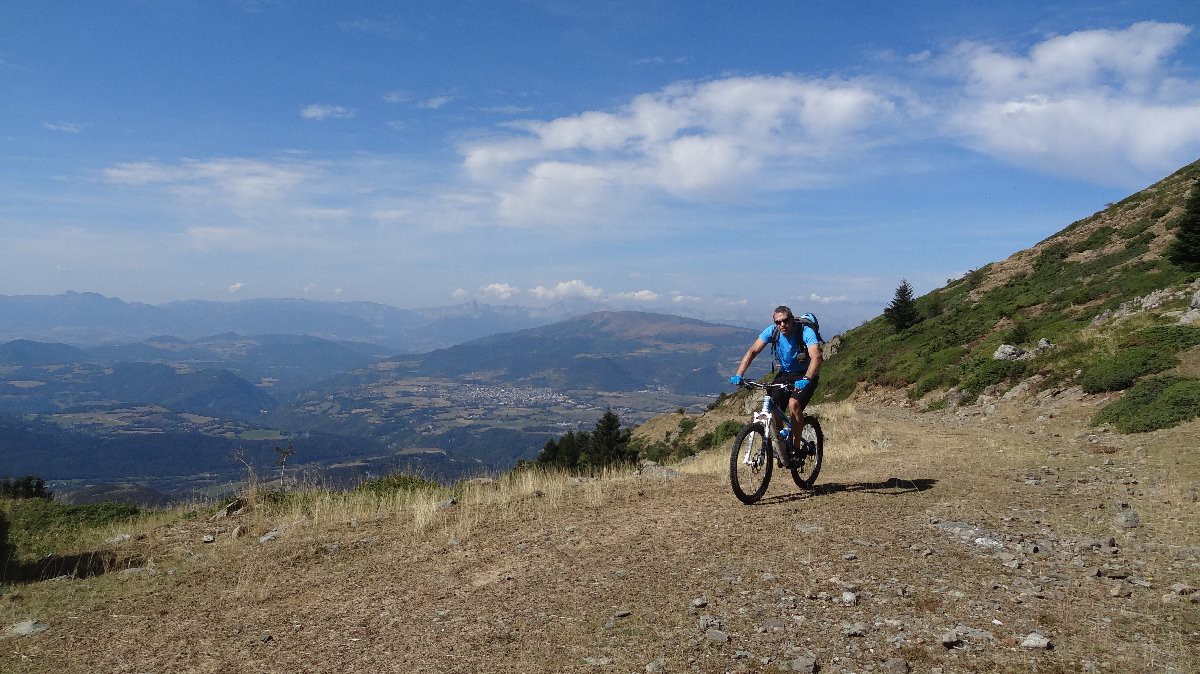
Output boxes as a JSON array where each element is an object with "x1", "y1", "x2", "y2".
[
  {"x1": 760, "y1": 477, "x2": 937, "y2": 504},
  {"x1": 2, "y1": 550, "x2": 146, "y2": 584}
]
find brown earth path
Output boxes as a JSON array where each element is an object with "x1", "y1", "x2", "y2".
[{"x1": 3, "y1": 398, "x2": 1198, "y2": 673}]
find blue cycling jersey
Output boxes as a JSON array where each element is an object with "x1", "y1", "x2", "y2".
[{"x1": 759, "y1": 324, "x2": 819, "y2": 374}]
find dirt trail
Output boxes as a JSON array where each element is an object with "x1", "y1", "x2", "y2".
[{"x1": 3, "y1": 400, "x2": 1199, "y2": 673}]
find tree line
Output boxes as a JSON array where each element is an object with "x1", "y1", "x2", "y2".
[{"x1": 531, "y1": 409, "x2": 637, "y2": 471}]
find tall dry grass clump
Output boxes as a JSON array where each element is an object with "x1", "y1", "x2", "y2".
[
  {"x1": 228, "y1": 463, "x2": 641, "y2": 545},
  {"x1": 811, "y1": 401, "x2": 893, "y2": 466}
]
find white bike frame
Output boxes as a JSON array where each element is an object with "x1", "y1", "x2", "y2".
[{"x1": 744, "y1": 383, "x2": 793, "y2": 466}]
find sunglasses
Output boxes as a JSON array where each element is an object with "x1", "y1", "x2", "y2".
[{"x1": 774, "y1": 317, "x2": 793, "y2": 325}]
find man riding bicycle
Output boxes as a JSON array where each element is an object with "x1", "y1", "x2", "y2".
[{"x1": 730, "y1": 305, "x2": 822, "y2": 468}]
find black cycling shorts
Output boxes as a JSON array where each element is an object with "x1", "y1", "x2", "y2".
[{"x1": 772, "y1": 372, "x2": 819, "y2": 410}]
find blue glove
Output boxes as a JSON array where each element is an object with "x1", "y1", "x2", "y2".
[
  {"x1": 729, "y1": 374, "x2": 743, "y2": 386},
  {"x1": 794, "y1": 377, "x2": 810, "y2": 390}
]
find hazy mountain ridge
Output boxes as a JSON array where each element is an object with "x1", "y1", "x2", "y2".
[
  {"x1": 376, "y1": 311, "x2": 759, "y2": 395},
  {"x1": 0, "y1": 293, "x2": 656, "y2": 352},
  {"x1": 0, "y1": 333, "x2": 392, "y2": 399}
]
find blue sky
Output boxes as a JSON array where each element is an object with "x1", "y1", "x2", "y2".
[{"x1": 3, "y1": 1, "x2": 1200, "y2": 333}]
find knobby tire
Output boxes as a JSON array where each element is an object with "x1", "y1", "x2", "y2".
[
  {"x1": 788, "y1": 416, "x2": 824, "y2": 489},
  {"x1": 730, "y1": 422, "x2": 772, "y2": 504}
]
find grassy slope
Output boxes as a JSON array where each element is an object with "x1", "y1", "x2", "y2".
[{"x1": 816, "y1": 160, "x2": 1200, "y2": 417}]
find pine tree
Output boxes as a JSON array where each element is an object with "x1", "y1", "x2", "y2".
[
  {"x1": 884, "y1": 278, "x2": 921, "y2": 331},
  {"x1": 1167, "y1": 178, "x2": 1200, "y2": 272},
  {"x1": 535, "y1": 437, "x2": 561, "y2": 467},
  {"x1": 535, "y1": 431, "x2": 584, "y2": 470},
  {"x1": 537, "y1": 411, "x2": 635, "y2": 472},
  {"x1": 581, "y1": 409, "x2": 634, "y2": 468}
]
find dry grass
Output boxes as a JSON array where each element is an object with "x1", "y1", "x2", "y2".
[
  {"x1": 202, "y1": 464, "x2": 648, "y2": 548},
  {"x1": 4, "y1": 396, "x2": 1199, "y2": 674},
  {"x1": 810, "y1": 401, "x2": 893, "y2": 466},
  {"x1": 676, "y1": 447, "x2": 726, "y2": 475}
]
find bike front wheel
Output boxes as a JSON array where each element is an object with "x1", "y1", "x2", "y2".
[
  {"x1": 788, "y1": 416, "x2": 824, "y2": 489},
  {"x1": 730, "y1": 422, "x2": 772, "y2": 504}
]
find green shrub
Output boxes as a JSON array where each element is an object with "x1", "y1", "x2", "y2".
[
  {"x1": 1079, "y1": 347, "x2": 1180, "y2": 393},
  {"x1": 0, "y1": 509, "x2": 11, "y2": 566},
  {"x1": 630, "y1": 439, "x2": 674, "y2": 463},
  {"x1": 1093, "y1": 376, "x2": 1200, "y2": 432},
  {"x1": 695, "y1": 420, "x2": 743, "y2": 451},
  {"x1": 923, "y1": 397, "x2": 948, "y2": 412},
  {"x1": 3, "y1": 499, "x2": 139, "y2": 560},
  {"x1": 706, "y1": 391, "x2": 730, "y2": 411},
  {"x1": 0, "y1": 476, "x2": 52, "y2": 499},
  {"x1": 959, "y1": 358, "x2": 1027, "y2": 400},
  {"x1": 1167, "y1": 178, "x2": 1200, "y2": 270},
  {"x1": 909, "y1": 370, "x2": 956, "y2": 400},
  {"x1": 677, "y1": 418, "x2": 697, "y2": 435},
  {"x1": 1121, "y1": 325, "x2": 1200, "y2": 352},
  {"x1": 1120, "y1": 218, "x2": 1154, "y2": 237},
  {"x1": 1003, "y1": 320, "x2": 1032, "y2": 346},
  {"x1": 1072, "y1": 226, "x2": 1115, "y2": 253}
]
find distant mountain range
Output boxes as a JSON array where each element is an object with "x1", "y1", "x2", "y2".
[
  {"x1": 381, "y1": 310, "x2": 757, "y2": 395},
  {"x1": 0, "y1": 333, "x2": 391, "y2": 399},
  {"x1": 0, "y1": 292, "x2": 721, "y2": 352}
]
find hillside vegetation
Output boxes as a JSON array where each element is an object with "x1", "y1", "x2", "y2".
[{"x1": 817, "y1": 160, "x2": 1200, "y2": 432}]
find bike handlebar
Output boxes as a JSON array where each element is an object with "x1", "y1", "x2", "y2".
[{"x1": 737, "y1": 380, "x2": 795, "y2": 393}]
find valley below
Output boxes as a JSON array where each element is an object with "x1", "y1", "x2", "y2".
[{"x1": 0, "y1": 311, "x2": 744, "y2": 501}]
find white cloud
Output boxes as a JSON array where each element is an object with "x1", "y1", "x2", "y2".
[
  {"x1": 186, "y1": 226, "x2": 254, "y2": 252},
  {"x1": 614, "y1": 290, "x2": 659, "y2": 302},
  {"x1": 479, "y1": 282, "x2": 519, "y2": 301},
  {"x1": 946, "y1": 22, "x2": 1200, "y2": 186},
  {"x1": 102, "y1": 161, "x2": 187, "y2": 185},
  {"x1": 384, "y1": 89, "x2": 415, "y2": 103},
  {"x1": 43, "y1": 121, "x2": 82, "y2": 133},
  {"x1": 480, "y1": 105, "x2": 534, "y2": 115},
  {"x1": 301, "y1": 104, "x2": 356, "y2": 120},
  {"x1": 104, "y1": 158, "x2": 315, "y2": 203},
  {"x1": 496, "y1": 161, "x2": 617, "y2": 225},
  {"x1": 633, "y1": 56, "x2": 688, "y2": 66},
  {"x1": 421, "y1": 95, "x2": 456, "y2": 110},
  {"x1": 228, "y1": 282, "x2": 246, "y2": 293},
  {"x1": 671, "y1": 293, "x2": 701, "y2": 303},
  {"x1": 809, "y1": 292, "x2": 849, "y2": 304},
  {"x1": 451, "y1": 288, "x2": 469, "y2": 300},
  {"x1": 530, "y1": 279, "x2": 604, "y2": 301},
  {"x1": 460, "y1": 74, "x2": 910, "y2": 226}
]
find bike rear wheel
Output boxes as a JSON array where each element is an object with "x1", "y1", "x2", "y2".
[
  {"x1": 730, "y1": 422, "x2": 772, "y2": 504},
  {"x1": 788, "y1": 416, "x2": 824, "y2": 489}
]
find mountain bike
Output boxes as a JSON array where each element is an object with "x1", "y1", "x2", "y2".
[{"x1": 729, "y1": 380, "x2": 823, "y2": 504}]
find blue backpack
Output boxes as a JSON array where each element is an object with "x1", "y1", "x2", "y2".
[{"x1": 769, "y1": 312, "x2": 824, "y2": 372}]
